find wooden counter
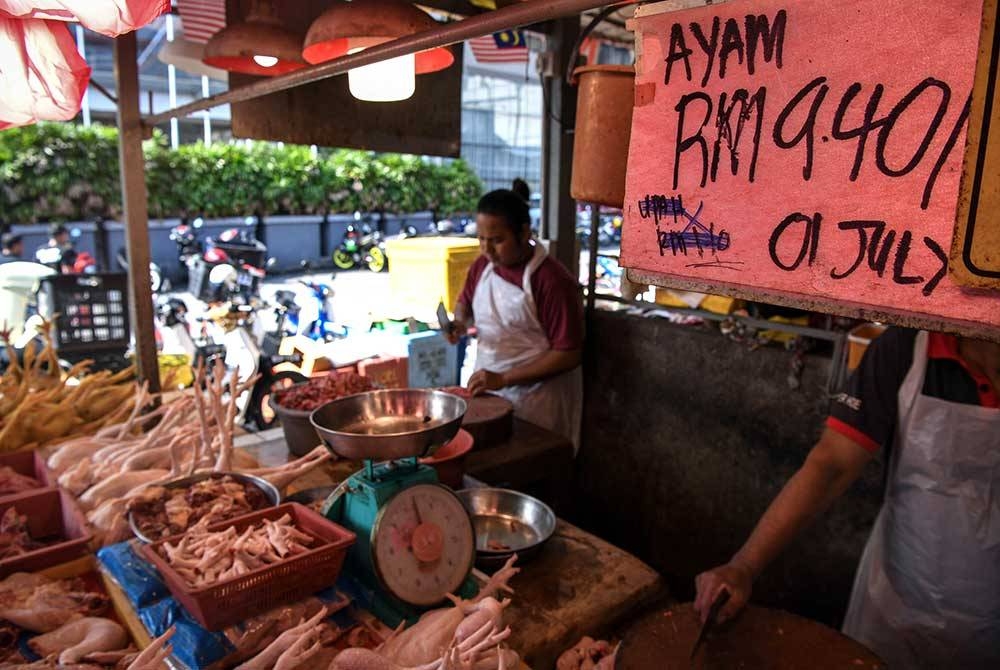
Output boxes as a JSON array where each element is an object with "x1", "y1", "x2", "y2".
[
  {"x1": 236, "y1": 417, "x2": 576, "y2": 513},
  {"x1": 234, "y1": 425, "x2": 664, "y2": 669}
]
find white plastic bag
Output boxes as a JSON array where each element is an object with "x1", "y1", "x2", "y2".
[
  {"x1": 0, "y1": 0, "x2": 169, "y2": 37},
  {"x1": 0, "y1": 17, "x2": 90, "y2": 129}
]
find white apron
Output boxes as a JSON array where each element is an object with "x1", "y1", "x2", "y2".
[
  {"x1": 471, "y1": 243, "x2": 583, "y2": 450},
  {"x1": 842, "y1": 331, "x2": 1000, "y2": 668}
]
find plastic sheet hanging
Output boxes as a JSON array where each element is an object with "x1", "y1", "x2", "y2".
[{"x1": 0, "y1": 0, "x2": 170, "y2": 37}]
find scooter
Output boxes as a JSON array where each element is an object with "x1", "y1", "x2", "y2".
[
  {"x1": 171, "y1": 217, "x2": 271, "y2": 302},
  {"x1": 275, "y1": 279, "x2": 348, "y2": 342},
  {"x1": 206, "y1": 264, "x2": 307, "y2": 430},
  {"x1": 155, "y1": 296, "x2": 225, "y2": 370},
  {"x1": 332, "y1": 219, "x2": 388, "y2": 272},
  {"x1": 114, "y1": 248, "x2": 165, "y2": 293}
]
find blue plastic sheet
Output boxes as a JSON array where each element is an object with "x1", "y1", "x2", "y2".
[
  {"x1": 96, "y1": 541, "x2": 168, "y2": 608},
  {"x1": 138, "y1": 599, "x2": 236, "y2": 669}
]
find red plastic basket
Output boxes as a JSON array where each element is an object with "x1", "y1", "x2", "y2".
[
  {"x1": 0, "y1": 450, "x2": 52, "y2": 499},
  {"x1": 0, "y1": 488, "x2": 93, "y2": 578},
  {"x1": 140, "y1": 503, "x2": 356, "y2": 631}
]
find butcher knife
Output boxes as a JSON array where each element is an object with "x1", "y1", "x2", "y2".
[
  {"x1": 690, "y1": 588, "x2": 730, "y2": 661},
  {"x1": 437, "y1": 300, "x2": 453, "y2": 335}
]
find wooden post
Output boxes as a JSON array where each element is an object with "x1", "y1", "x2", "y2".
[
  {"x1": 540, "y1": 16, "x2": 580, "y2": 277},
  {"x1": 114, "y1": 32, "x2": 160, "y2": 393}
]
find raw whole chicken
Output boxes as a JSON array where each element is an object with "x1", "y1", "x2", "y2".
[
  {"x1": 0, "y1": 573, "x2": 109, "y2": 633},
  {"x1": 27, "y1": 617, "x2": 128, "y2": 665},
  {"x1": 331, "y1": 556, "x2": 522, "y2": 670},
  {"x1": 376, "y1": 556, "x2": 519, "y2": 667}
]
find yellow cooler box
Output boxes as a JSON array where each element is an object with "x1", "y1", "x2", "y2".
[{"x1": 386, "y1": 237, "x2": 481, "y2": 317}]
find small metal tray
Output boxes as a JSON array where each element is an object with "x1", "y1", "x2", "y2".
[
  {"x1": 456, "y1": 487, "x2": 556, "y2": 570},
  {"x1": 127, "y1": 471, "x2": 280, "y2": 543}
]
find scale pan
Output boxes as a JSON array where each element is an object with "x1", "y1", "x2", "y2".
[{"x1": 310, "y1": 389, "x2": 467, "y2": 460}]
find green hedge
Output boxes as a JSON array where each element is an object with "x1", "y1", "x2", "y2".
[{"x1": 0, "y1": 123, "x2": 483, "y2": 224}]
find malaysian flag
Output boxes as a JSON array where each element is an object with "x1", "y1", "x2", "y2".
[
  {"x1": 177, "y1": 0, "x2": 226, "y2": 44},
  {"x1": 468, "y1": 30, "x2": 528, "y2": 64}
]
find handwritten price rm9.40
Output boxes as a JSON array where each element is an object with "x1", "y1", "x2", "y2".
[{"x1": 768, "y1": 213, "x2": 948, "y2": 296}]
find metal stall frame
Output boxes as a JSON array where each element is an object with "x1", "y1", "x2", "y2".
[{"x1": 116, "y1": 0, "x2": 637, "y2": 389}]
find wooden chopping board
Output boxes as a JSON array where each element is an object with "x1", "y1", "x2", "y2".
[
  {"x1": 615, "y1": 604, "x2": 885, "y2": 670},
  {"x1": 439, "y1": 387, "x2": 514, "y2": 449}
]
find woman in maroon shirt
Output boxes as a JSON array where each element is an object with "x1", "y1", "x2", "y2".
[{"x1": 447, "y1": 189, "x2": 583, "y2": 448}]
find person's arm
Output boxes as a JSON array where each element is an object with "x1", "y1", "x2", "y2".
[
  {"x1": 694, "y1": 427, "x2": 874, "y2": 623},
  {"x1": 467, "y1": 348, "x2": 581, "y2": 395}
]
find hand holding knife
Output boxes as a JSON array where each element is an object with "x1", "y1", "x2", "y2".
[{"x1": 690, "y1": 588, "x2": 730, "y2": 661}]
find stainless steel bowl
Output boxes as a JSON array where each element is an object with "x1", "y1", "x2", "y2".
[
  {"x1": 127, "y1": 471, "x2": 281, "y2": 543},
  {"x1": 310, "y1": 389, "x2": 467, "y2": 461},
  {"x1": 456, "y1": 487, "x2": 556, "y2": 569}
]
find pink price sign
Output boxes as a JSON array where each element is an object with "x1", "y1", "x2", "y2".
[{"x1": 621, "y1": 0, "x2": 999, "y2": 334}]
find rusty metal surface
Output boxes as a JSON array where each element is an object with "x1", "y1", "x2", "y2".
[
  {"x1": 228, "y1": 49, "x2": 462, "y2": 155},
  {"x1": 625, "y1": 268, "x2": 1000, "y2": 343},
  {"x1": 950, "y1": 0, "x2": 1000, "y2": 289}
]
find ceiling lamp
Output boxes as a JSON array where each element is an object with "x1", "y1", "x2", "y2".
[
  {"x1": 302, "y1": 0, "x2": 454, "y2": 102},
  {"x1": 203, "y1": 0, "x2": 305, "y2": 76}
]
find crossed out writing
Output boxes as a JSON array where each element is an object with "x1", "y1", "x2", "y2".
[{"x1": 638, "y1": 194, "x2": 735, "y2": 265}]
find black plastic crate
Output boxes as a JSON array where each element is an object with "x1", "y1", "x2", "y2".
[{"x1": 38, "y1": 273, "x2": 130, "y2": 354}]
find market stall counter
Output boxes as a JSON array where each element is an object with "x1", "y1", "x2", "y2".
[{"x1": 232, "y1": 424, "x2": 663, "y2": 668}]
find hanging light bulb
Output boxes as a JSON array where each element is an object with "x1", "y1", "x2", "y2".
[
  {"x1": 303, "y1": 0, "x2": 454, "y2": 102},
  {"x1": 252, "y1": 55, "x2": 279, "y2": 68},
  {"x1": 346, "y1": 48, "x2": 415, "y2": 102},
  {"x1": 203, "y1": 0, "x2": 305, "y2": 76}
]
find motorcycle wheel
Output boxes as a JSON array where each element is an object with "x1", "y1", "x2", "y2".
[
  {"x1": 254, "y1": 370, "x2": 309, "y2": 430},
  {"x1": 333, "y1": 249, "x2": 356, "y2": 270},
  {"x1": 366, "y1": 246, "x2": 387, "y2": 273}
]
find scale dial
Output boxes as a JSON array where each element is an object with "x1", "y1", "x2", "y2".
[{"x1": 371, "y1": 483, "x2": 475, "y2": 606}]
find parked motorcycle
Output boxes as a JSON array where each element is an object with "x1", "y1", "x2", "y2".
[
  {"x1": 332, "y1": 220, "x2": 387, "y2": 272},
  {"x1": 275, "y1": 278, "x2": 348, "y2": 342},
  {"x1": 171, "y1": 217, "x2": 272, "y2": 302},
  {"x1": 206, "y1": 265, "x2": 307, "y2": 430},
  {"x1": 114, "y1": 248, "x2": 165, "y2": 293}
]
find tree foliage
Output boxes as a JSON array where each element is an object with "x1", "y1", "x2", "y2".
[{"x1": 0, "y1": 123, "x2": 483, "y2": 224}]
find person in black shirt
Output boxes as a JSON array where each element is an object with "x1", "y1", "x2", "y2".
[
  {"x1": 0, "y1": 233, "x2": 23, "y2": 263},
  {"x1": 694, "y1": 327, "x2": 1000, "y2": 669}
]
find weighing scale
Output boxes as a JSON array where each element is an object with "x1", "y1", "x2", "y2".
[{"x1": 311, "y1": 389, "x2": 478, "y2": 627}]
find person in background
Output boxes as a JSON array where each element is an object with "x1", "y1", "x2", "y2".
[
  {"x1": 0, "y1": 233, "x2": 23, "y2": 263},
  {"x1": 447, "y1": 189, "x2": 584, "y2": 449},
  {"x1": 511, "y1": 177, "x2": 530, "y2": 204},
  {"x1": 694, "y1": 327, "x2": 1000, "y2": 669},
  {"x1": 35, "y1": 223, "x2": 72, "y2": 269}
]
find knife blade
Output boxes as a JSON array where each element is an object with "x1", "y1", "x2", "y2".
[
  {"x1": 690, "y1": 588, "x2": 730, "y2": 661},
  {"x1": 436, "y1": 301, "x2": 452, "y2": 335}
]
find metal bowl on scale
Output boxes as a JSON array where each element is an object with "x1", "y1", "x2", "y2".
[
  {"x1": 310, "y1": 389, "x2": 468, "y2": 461},
  {"x1": 456, "y1": 487, "x2": 556, "y2": 569}
]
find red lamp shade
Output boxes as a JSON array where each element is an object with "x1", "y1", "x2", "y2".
[
  {"x1": 202, "y1": 3, "x2": 305, "y2": 76},
  {"x1": 302, "y1": 0, "x2": 454, "y2": 75}
]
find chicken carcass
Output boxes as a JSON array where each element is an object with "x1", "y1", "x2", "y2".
[
  {"x1": 376, "y1": 556, "x2": 520, "y2": 667},
  {"x1": 27, "y1": 617, "x2": 128, "y2": 664},
  {"x1": 0, "y1": 466, "x2": 42, "y2": 496},
  {"x1": 0, "y1": 574, "x2": 109, "y2": 633}
]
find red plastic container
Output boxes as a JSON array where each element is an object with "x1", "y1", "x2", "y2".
[
  {"x1": 0, "y1": 450, "x2": 52, "y2": 498},
  {"x1": 140, "y1": 503, "x2": 356, "y2": 631},
  {"x1": 0, "y1": 488, "x2": 93, "y2": 578},
  {"x1": 421, "y1": 429, "x2": 474, "y2": 489},
  {"x1": 357, "y1": 356, "x2": 409, "y2": 390}
]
